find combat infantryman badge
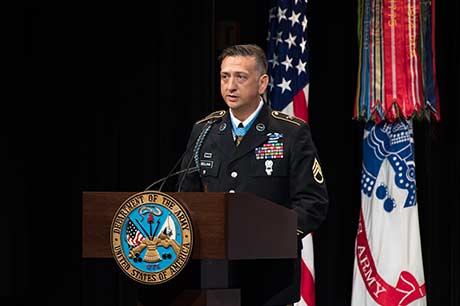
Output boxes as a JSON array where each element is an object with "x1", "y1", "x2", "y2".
[{"x1": 110, "y1": 191, "x2": 194, "y2": 285}]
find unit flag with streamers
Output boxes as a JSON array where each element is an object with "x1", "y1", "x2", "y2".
[{"x1": 352, "y1": 1, "x2": 440, "y2": 305}]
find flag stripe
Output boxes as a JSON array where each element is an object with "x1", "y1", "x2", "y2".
[
  {"x1": 300, "y1": 254, "x2": 315, "y2": 306},
  {"x1": 293, "y1": 85, "x2": 309, "y2": 122}
]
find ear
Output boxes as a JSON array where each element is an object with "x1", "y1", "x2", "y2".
[{"x1": 258, "y1": 73, "x2": 269, "y2": 95}]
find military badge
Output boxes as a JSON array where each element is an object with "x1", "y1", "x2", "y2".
[
  {"x1": 110, "y1": 191, "x2": 193, "y2": 285},
  {"x1": 265, "y1": 160, "x2": 274, "y2": 175},
  {"x1": 255, "y1": 123, "x2": 266, "y2": 132},
  {"x1": 267, "y1": 132, "x2": 283, "y2": 140}
]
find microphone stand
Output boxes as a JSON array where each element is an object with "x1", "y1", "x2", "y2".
[
  {"x1": 143, "y1": 167, "x2": 199, "y2": 191},
  {"x1": 143, "y1": 117, "x2": 221, "y2": 192}
]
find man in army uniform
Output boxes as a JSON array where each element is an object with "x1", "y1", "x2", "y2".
[{"x1": 178, "y1": 44, "x2": 329, "y2": 306}]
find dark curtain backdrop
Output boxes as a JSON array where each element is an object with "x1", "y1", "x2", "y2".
[{"x1": 6, "y1": 1, "x2": 458, "y2": 305}]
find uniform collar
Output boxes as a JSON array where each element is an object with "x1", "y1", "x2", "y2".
[
  {"x1": 229, "y1": 99, "x2": 264, "y2": 130},
  {"x1": 231, "y1": 103, "x2": 270, "y2": 161},
  {"x1": 212, "y1": 103, "x2": 272, "y2": 160}
]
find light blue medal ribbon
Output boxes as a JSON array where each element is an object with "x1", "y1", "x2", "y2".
[
  {"x1": 230, "y1": 107, "x2": 262, "y2": 137},
  {"x1": 232, "y1": 120, "x2": 251, "y2": 137}
]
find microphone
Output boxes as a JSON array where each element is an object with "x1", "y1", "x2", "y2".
[{"x1": 143, "y1": 116, "x2": 222, "y2": 192}]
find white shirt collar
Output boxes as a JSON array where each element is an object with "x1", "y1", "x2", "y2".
[{"x1": 229, "y1": 99, "x2": 264, "y2": 128}]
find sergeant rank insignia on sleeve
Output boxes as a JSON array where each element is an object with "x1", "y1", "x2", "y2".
[{"x1": 312, "y1": 158, "x2": 324, "y2": 184}]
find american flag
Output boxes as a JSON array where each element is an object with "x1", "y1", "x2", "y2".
[
  {"x1": 267, "y1": 0, "x2": 310, "y2": 122},
  {"x1": 126, "y1": 219, "x2": 144, "y2": 247},
  {"x1": 266, "y1": 1, "x2": 315, "y2": 306}
]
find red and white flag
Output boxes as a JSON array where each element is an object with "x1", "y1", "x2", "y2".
[
  {"x1": 351, "y1": 121, "x2": 426, "y2": 306},
  {"x1": 266, "y1": 1, "x2": 315, "y2": 304}
]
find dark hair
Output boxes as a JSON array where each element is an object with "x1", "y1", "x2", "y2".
[{"x1": 218, "y1": 44, "x2": 268, "y2": 75}]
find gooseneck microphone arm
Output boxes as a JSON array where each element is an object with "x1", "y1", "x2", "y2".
[
  {"x1": 143, "y1": 117, "x2": 221, "y2": 192},
  {"x1": 143, "y1": 166, "x2": 199, "y2": 191}
]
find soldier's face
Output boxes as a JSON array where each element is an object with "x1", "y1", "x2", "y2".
[{"x1": 220, "y1": 56, "x2": 268, "y2": 119}]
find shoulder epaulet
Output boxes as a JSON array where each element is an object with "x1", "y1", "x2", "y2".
[
  {"x1": 271, "y1": 111, "x2": 304, "y2": 126},
  {"x1": 195, "y1": 110, "x2": 227, "y2": 125}
]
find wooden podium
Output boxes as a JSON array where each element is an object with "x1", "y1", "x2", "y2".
[{"x1": 82, "y1": 192, "x2": 298, "y2": 306}]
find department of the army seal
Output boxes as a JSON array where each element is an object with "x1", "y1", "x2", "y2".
[{"x1": 110, "y1": 191, "x2": 194, "y2": 285}]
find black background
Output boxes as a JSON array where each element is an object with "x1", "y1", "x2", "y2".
[{"x1": 3, "y1": 1, "x2": 459, "y2": 305}]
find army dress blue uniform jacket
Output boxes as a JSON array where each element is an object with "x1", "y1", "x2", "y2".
[{"x1": 178, "y1": 103, "x2": 329, "y2": 305}]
